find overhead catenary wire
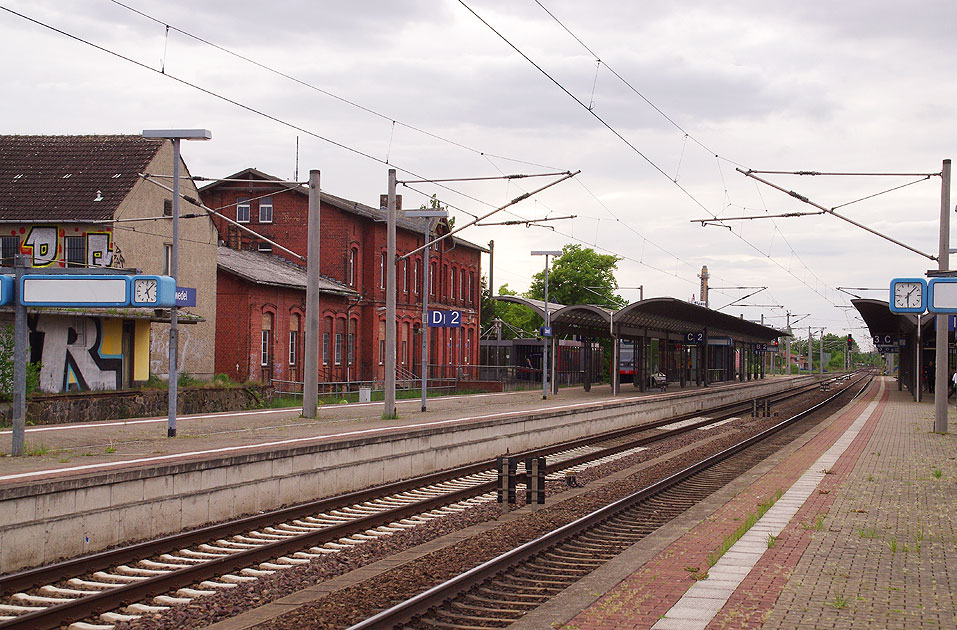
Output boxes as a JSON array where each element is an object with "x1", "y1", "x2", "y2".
[{"x1": 106, "y1": 0, "x2": 561, "y2": 172}]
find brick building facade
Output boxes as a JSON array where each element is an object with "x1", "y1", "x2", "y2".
[{"x1": 201, "y1": 169, "x2": 486, "y2": 385}]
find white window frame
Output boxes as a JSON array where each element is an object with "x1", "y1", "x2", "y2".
[
  {"x1": 335, "y1": 333, "x2": 343, "y2": 365},
  {"x1": 259, "y1": 197, "x2": 273, "y2": 223},
  {"x1": 260, "y1": 329, "x2": 270, "y2": 366},
  {"x1": 402, "y1": 259, "x2": 408, "y2": 293},
  {"x1": 348, "y1": 248, "x2": 356, "y2": 286},
  {"x1": 322, "y1": 332, "x2": 329, "y2": 365},
  {"x1": 237, "y1": 198, "x2": 250, "y2": 223},
  {"x1": 380, "y1": 252, "x2": 386, "y2": 289},
  {"x1": 288, "y1": 330, "x2": 298, "y2": 366},
  {"x1": 379, "y1": 339, "x2": 385, "y2": 365},
  {"x1": 348, "y1": 332, "x2": 354, "y2": 365}
]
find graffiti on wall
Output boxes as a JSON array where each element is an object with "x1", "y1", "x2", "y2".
[
  {"x1": 15, "y1": 225, "x2": 115, "y2": 268},
  {"x1": 29, "y1": 315, "x2": 124, "y2": 392}
]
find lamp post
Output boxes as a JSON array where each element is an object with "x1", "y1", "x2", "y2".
[
  {"x1": 407, "y1": 209, "x2": 448, "y2": 412},
  {"x1": 532, "y1": 250, "x2": 562, "y2": 400},
  {"x1": 141, "y1": 129, "x2": 211, "y2": 437}
]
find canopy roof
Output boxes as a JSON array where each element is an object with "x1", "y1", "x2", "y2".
[{"x1": 493, "y1": 295, "x2": 784, "y2": 342}]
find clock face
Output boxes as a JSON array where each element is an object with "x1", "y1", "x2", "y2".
[
  {"x1": 133, "y1": 278, "x2": 157, "y2": 304},
  {"x1": 894, "y1": 281, "x2": 922, "y2": 308}
]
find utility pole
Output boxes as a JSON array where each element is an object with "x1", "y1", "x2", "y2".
[
  {"x1": 785, "y1": 311, "x2": 791, "y2": 377},
  {"x1": 935, "y1": 159, "x2": 951, "y2": 433},
  {"x1": 11, "y1": 255, "x2": 26, "y2": 455},
  {"x1": 819, "y1": 329, "x2": 824, "y2": 376},
  {"x1": 384, "y1": 169, "x2": 398, "y2": 419},
  {"x1": 302, "y1": 170, "x2": 321, "y2": 418},
  {"x1": 808, "y1": 326, "x2": 812, "y2": 374}
]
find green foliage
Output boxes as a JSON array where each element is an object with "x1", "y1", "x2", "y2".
[
  {"x1": 212, "y1": 373, "x2": 232, "y2": 386},
  {"x1": 177, "y1": 371, "x2": 201, "y2": 387},
  {"x1": 0, "y1": 324, "x2": 41, "y2": 401},
  {"x1": 485, "y1": 283, "x2": 542, "y2": 338},
  {"x1": 526, "y1": 244, "x2": 625, "y2": 308}
]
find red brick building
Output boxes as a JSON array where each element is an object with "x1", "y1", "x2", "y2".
[{"x1": 201, "y1": 169, "x2": 486, "y2": 385}]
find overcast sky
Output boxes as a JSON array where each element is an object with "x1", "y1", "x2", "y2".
[{"x1": 3, "y1": 0, "x2": 956, "y2": 347}]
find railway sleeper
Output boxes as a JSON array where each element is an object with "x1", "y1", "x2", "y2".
[
  {"x1": 542, "y1": 549, "x2": 615, "y2": 562},
  {"x1": 498, "y1": 573, "x2": 570, "y2": 589},
  {"x1": 525, "y1": 560, "x2": 593, "y2": 575},
  {"x1": 465, "y1": 593, "x2": 542, "y2": 609},
  {"x1": 477, "y1": 586, "x2": 550, "y2": 602},
  {"x1": 449, "y1": 600, "x2": 527, "y2": 616},
  {"x1": 433, "y1": 607, "x2": 518, "y2": 625},
  {"x1": 489, "y1": 579, "x2": 563, "y2": 595}
]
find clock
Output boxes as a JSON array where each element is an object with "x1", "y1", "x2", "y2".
[
  {"x1": 130, "y1": 275, "x2": 176, "y2": 307},
  {"x1": 889, "y1": 278, "x2": 926, "y2": 313},
  {"x1": 133, "y1": 278, "x2": 156, "y2": 304}
]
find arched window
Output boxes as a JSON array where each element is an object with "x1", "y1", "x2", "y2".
[
  {"x1": 348, "y1": 248, "x2": 357, "y2": 286},
  {"x1": 261, "y1": 312, "x2": 273, "y2": 367},
  {"x1": 429, "y1": 261, "x2": 436, "y2": 297},
  {"x1": 380, "y1": 252, "x2": 386, "y2": 289}
]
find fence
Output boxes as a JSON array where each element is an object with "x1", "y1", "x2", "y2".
[{"x1": 271, "y1": 362, "x2": 588, "y2": 400}]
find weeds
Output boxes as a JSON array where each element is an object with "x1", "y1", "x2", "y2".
[
  {"x1": 828, "y1": 595, "x2": 848, "y2": 609},
  {"x1": 934, "y1": 468, "x2": 943, "y2": 479},
  {"x1": 707, "y1": 490, "x2": 782, "y2": 566},
  {"x1": 766, "y1": 534, "x2": 777, "y2": 548},
  {"x1": 24, "y1": 442, "x2": 49, "y2": 456}
]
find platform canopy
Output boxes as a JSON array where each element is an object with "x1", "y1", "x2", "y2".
[
  {"x1": 493, "y1": 295, "x2": 785, "y2": 342},
  {"x1": 851, "y1": 298, "x2": 923, "y2": 338}
]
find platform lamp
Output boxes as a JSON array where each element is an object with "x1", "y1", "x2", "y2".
[
  {"x1": 407, "y1": 208, "x2": 448, "y2": 412},
  {"x1": 142, "y1": 129, "x2": 212, "y2": 438},
  {"x1": 532, "y1": 250, "x2": 562, "y2": 400}
]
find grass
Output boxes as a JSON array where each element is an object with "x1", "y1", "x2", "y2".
[
  {"x1": 803, "y1": 514, "x2": 826, "y2": 531},
  {"x1": 707, "y1": 490, "x2": 782, "y2": 566},
  {"x1": 23, "y1": 442, "x2": 49, "y2": 456},
  {"x1": 933, "y1": 468, "x2": 943, "y2": 479},
  {"x1": 828, "y1": 594, "x2": 848, "y2": 609},
  {"x1": 766, "y1": 533, "x2": 777, "y2": 548}
]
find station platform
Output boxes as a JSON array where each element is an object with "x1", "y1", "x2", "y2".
[
  {"x1": 524, "y1": 375, "x2": 957, "y2": 630},
  {"x1": 0, "y1": 379, "x2": 752, "y2": 483}
]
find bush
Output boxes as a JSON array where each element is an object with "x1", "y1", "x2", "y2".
[{"x1": 0, "y1": 324, "x2": 41, "y2": 401}]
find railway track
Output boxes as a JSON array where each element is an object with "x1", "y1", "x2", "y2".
[
  {"x1": 348, "y1": 372, "x2": 871, "y2": 630},
  {"x1": 0, "y1": 376, "x2": 850, "y2": 630}
]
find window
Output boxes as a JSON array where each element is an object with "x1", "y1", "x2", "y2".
[
  {"x1": 259, "y1": 197, "x2": 273, "y2": 223},
  {"x1": 469, "y1": 272, "x2": 474, "y2": 304},
  {"x1": 163, "y1": 199, "x2": 172, "y2": 216},
  {"x1": 380, "y1": 252, "x2": 386, "y2": 289},
  {"x1": 289, "y1": 315, "x2": 299, "y2": 366},
  {"x1": 322, "y1": 332, "x2": 329, "y2": 365},
  {"x1": 258, "y1": 242, "x2": 272, "y2": 252},
  {"x1": 402, "y1": 259, "x2": 408, "y2": 293},
  {"x1": 261, "y1": 329, "x2": 271, "y2": 366},
  {"x1": 237, "y1": 197, "x2": 250, "y2": 223},
  {"x1": 64, "y1": 236, "x2": 85, "y2": 268},
  {"x1": 402, "y1": 340, "x2": 407, "y2": 364},
  {"x1": 450, "y1": 268, "x2": 456, "y2": 302},
  {"x1": 335, "y1": 333, "x2": 343, "y2": 365},
  {"x1": 261, "y1": 312, "x2": 273, "y2": 367},
  {"x1": 413, "y1": 258, "x2": 420, "y2": 294},
  {"x1": 163, "y1": 244, "x2": 172, "y2": 275},
  {"x1": 379, "y1": 339, "x2": 385, "y2": 365},
  {"x1": 1, "y1": 236, "x2": 19, "y2": 267},
  {"x1": 460, "y1": 270, "x2": 466, "y2": 301},
  {"x1": 348, "y1": 331, "x2": 355, "y2": 365},
  {"x1": 348, "y1": 248, "x2": 357, "y2": 286},
  {"x1": 429, "y1": 262, "x2": 436, "y2": 297}
]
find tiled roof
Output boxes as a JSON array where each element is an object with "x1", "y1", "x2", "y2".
[
  {"x1": 0, "y1": 135, "x2": 164, "y2": 222},
  {"x1": 217, "y1": 246, "x2": 357, "y2": 296},
  {"x1": 200, "y1": 167, "x2": 489, "y2": 252}
]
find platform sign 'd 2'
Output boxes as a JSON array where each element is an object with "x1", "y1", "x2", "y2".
[{"x1": 428, "y1": 310, "x2": 462, "y2": 327}]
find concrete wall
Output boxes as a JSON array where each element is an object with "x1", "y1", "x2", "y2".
[{"x1": 0, "y1": 377, "x2": 813, "y2": 572}]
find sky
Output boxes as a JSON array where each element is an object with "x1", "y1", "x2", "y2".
[{"x1": 3, "y1": 0, "x2": 956, "y2": 349}]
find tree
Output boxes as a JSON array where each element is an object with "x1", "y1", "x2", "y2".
[
  {"x1": 526, "y1": 244, "x2": 625, "y2": 308},
  {"x1": 482, "y1": 283, "x2": 541, "y2": 338}
]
